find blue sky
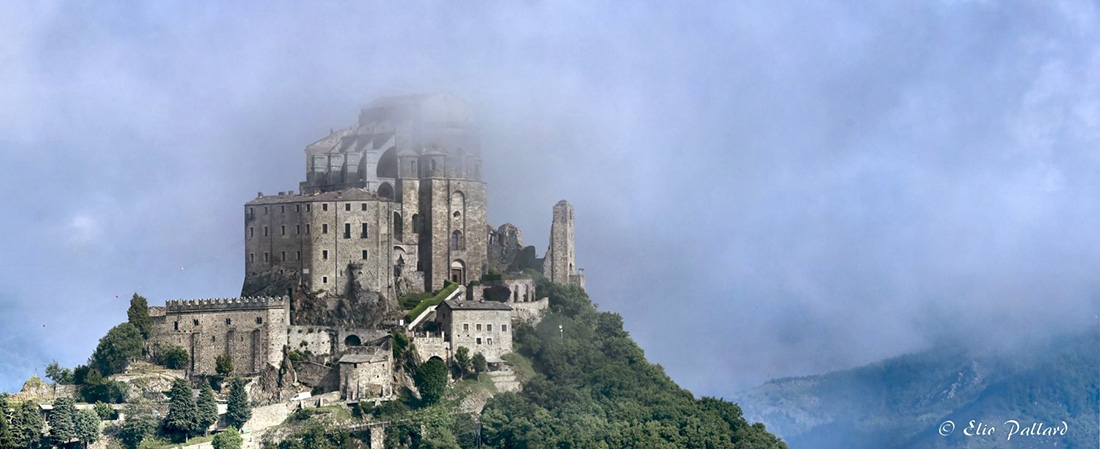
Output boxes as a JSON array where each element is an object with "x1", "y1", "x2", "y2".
[{"x1": 1, "y1": 1, "x2": 1098, "y2": 395}]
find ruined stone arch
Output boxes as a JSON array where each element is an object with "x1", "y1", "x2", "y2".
[
  {"x1": 376, "y1": 147, "x2": 397, "y2": 178},
  {"x1": 378, "y1": 182, "x2": 394, "y2": 200}
]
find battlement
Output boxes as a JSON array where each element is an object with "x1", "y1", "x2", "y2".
[{"x1": 164, "y1": 296, "x2": 289, "y2": 313}]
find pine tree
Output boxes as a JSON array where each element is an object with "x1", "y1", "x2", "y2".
[
  {"x1": 72, "y1": 410, "x2": 99, "y2": 449},
  {"x1": 224, "y1": 379, "x2": 250, "y2": 430},
  {"x1": 48, "y1": 398, "x2": 76, "y2": 447},
  {"x1": 162, "y1": 379, "x2": 198, "y2": 442},
  {"x1": 15, "y1": 401, "x2": 44, "y2": 449},
  {"x1": 127, "y1": 294, "x2": 152, "y2": 340},
  {"x1": 0, "y1": 395, "x2": 15, "y2": 449},
  {"x1": 195, "y1": 383, "x2": 218, "y2": 435}
]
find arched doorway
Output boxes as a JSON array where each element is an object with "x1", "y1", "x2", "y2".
[
  {"x1": 450, "y1": 260, "x2": 465, "y2": 285},
  {"x1": 344, "y1": 335, "x2": 362, "y2": 346}
]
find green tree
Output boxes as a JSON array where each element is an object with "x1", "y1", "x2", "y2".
[
  {"x1": 13, "y1": 401, "x2": 44, "y2": 449},
  {"x1": 211, "y1": 427, "x2": 242, "y2": 449},
  {"x1": 0, "y1": 395, "x2": 15, "y2": 449},
  {"x1": 72, "y1": 410, "x2": 99, "y2": 449},
  {"x1": 215, "y1": 355, "x2": 233, "y2": 377},
  {"x1": 453, "y1": 347, "x2": 471, "y2": 377},
  {"x1": 225, "y1": 378, "x2": 250, "y2": 430},
  {"x1": 44, "y1": 362, "x2": 73, "y2": 385},
  {"x1": 92, "y1": 403, "x2": 114, "y2": 421},
  {"x1": 162, "y1": 379, "x2": 199, "y2": 441},
  {"x1": 392, "y1": 330, "x2": 409, "y2": 360},
  {"x1": 127, "y1": 294, "x2": 152, "y2": 340},
  {"x1": 117, "y1": 401, "x2": 155, "y2": 449},
  {"x1": 471, "y1": 353, "x2": 487, "y2": 375},
  {"x1": 153, "y1": 346, "x2": 189, "y2": 370},
  {"x1": 48, "y1": 398, "x2": 76, "y2": 447},
  {"x1": 196, "y1": 383, "x2": 218, "y2": 435},
  {"x1": 414, "y1": 358, "x2": 448, "y2": 405},
  {"x1": 92, "y1": 323, "x2": 143, "y2": 376}
]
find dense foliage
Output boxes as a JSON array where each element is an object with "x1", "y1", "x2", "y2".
[
  {"x1": 477, "y1": 279, "x2": 787, "y2": 449},
  {"x1": 153, "y1": 345, "x2": 190, "y2": 370},
  {"x1": 127, "y1": 294, "x2": 152, "y2": 340},
  {"x1": 73, "y1": 410, "x2": 99, "y2": 449},
  {"x1": 196, "y1": 383, "x2": 218, "y2": 434},
  {"x1": 162, "y1": 379, "x2": 201, "y2": 441},
  {"x1": 225, "y1": 378, "x2": 251, "y2": 429},
  {"x1": 212, "y1": 428, "x2": 242, "y2": 449},
  {"x1": 215, "y1": 354, "x2": 234, "y2": 376},
  {"x1": 48, "y1": 398, "x2": 76, "y2": 447},
  {"x1": 414, "y1": 359, "x2": 448, "y2": 406},
  {"x1": 92, "y1": 323, "x2": 143, "y2": 376}
]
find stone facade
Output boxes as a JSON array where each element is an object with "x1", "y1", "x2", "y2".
[
  {"x1": 435, "y1": 300, "x2": 513, "y2": 362},
  {"x1": 244, "y1": 190, "x2": 395, "y2": 297},
  {"x1": 148, "y1": 297, "x2": 289, "y2": 376},
  {"x1": 243, "y1": 93, "x2": 489, "y2": 300},
  {"x1": 338, "y1": 348, "x2": 393, "y2": 401}
]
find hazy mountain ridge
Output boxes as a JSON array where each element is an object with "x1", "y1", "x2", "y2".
[{"x1": 733, "y1": 331, "x2": 1098, "y2": 448}]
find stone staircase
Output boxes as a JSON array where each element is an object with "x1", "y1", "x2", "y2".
[{"x1": 488, "y1": 367, "x2": 521, "y2": 392}]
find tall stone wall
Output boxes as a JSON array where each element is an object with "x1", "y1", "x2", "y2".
[
  {"x1": 148, "y1": 297, "x2": 289, "y2": 376},
  {"x1": 244, "y1": 191, "x2": 395, "y2": 298}
]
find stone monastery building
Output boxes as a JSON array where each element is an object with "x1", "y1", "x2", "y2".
[{"x1": 148, "y1": 93, "x2": 583, "y2": 399}]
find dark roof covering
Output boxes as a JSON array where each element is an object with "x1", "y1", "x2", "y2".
[
  {"x1": 442, "y1": 300, "x2": 512, "y2": 311},
  {"x1": 246, "y1": 188, "x2": 386, "y2": 205}
]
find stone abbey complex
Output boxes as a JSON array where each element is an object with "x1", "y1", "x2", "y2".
[{"x1": 145, "y1": 93, "x2": 583, "y2": 402}]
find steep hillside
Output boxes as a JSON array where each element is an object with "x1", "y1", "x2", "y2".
[{"x1": 733, "y1": 331, "x2": 1098, "y2": 448}]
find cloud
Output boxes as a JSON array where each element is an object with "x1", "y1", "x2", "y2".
[{"x1": 0, "y1": 1, "x2": 1098, "y2": 396}]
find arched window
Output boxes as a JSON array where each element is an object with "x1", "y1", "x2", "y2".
[
  {"x1": 412, "y1": 214, "x2": 420, "y2": 233},
  {"x1": 450, "y1": 230, "x2": 464, "y2": 250}
]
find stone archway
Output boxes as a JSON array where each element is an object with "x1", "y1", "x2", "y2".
[{"x1": 450, "y1": 260, "x2": 465, "y2": 285}]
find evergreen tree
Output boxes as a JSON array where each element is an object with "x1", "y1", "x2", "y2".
[
  {"x1": 453, "y1": 346, "x2": 471, "y2": 377},
  {"x1": 471, "y1": 353, "x2": 488, "y2": 374},
  {"x1": 0, "y1": 395, "x2": 15, "y2": 449},
  {"x1": 211, "y1": 427, "x2": 242, "y2": 449},
  {"x1": 215, "y1": 355, "x2": 233, "y2": 377},
  {"x1": 48, "y1": 398, "x2": 76, "y2": 447},
  {"x1": 127, "y1": 294, "x2": 152, "y2": 340},
  {"x1": 72, "y1": 410, "x2": 99, "y2": 449},
  {"x1": 162, "y1": 379, "x2": 199, "y2": 441},
  {"x1": 196, "y1": 383, "x2": 218, "y2": 435},
  {"x1": 224, "y1": 379, "x2": 250, "y2": 430},
  {"x1": 117, "y1": 401, "x2": 155, "y2": 449},
  {"x1": 414, "y1": 358, "x2": 448, "y2": 405},
  {"x1": 14, "y1": 401, "x2": 44, "y2": 449},
  {"x1": 92, "y1": 323, "x2": 143, "y2": 376}
]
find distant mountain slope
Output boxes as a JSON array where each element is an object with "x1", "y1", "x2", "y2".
[{"x1": 733, "y1": 331, "x2": 1098, "y2": 448}]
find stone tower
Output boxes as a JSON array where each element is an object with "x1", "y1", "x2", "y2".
[
  {"x1": 546, "y1": 200, "x2": 581, "y2": 287},
  {"x1": 245, "y1": 93, "x2": 489, "y2": 297}
]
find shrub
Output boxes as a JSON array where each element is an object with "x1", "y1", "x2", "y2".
[
  {"x1": 212, "y1": 428, "x2": 243, "y2": 449},
  {"x1": 153, "y1": 346, "x2": 189, "y2": 370}
]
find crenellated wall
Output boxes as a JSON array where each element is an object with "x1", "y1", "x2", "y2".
[{"x1": 149, "y1": 296, "x2": 289, "y2": 376}]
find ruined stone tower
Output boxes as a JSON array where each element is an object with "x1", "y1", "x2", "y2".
[{"x1": 545, "y1": 200, "x2": 583, "y2": 288}]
